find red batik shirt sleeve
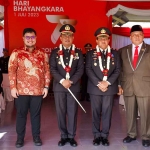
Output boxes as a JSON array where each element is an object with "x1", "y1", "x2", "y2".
[
  {"x1": 44, "y1": 52, "x2": 50, "y2": 87},
  {"x1": 8, "y1": 49, "x2": 18, "y2": 90}
]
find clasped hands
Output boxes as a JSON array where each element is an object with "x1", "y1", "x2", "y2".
[
  {"x1": 98, "y1": 81, "x2": 109, "y2": 92},
  {"x1": 62, "y1": 79, "x2": 72, "y2": 89}
]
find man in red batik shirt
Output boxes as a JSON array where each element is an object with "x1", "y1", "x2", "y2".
[{"x1": 8, "y1": 28, "x2": 50, "y2": 148}]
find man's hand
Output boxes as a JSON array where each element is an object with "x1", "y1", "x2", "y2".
[
  {"x1": 117, "y1": 86, "x2": 123, "y2": 95},
  {"x1": 98, "y1": 85, "x2": 108, "y2": 92},
  {"x1": 62, "y1": 79, "x2": 71, "y2": 89},
  {"x1": 98, "y1": 81, "x2": 109, "y2": 89},
  {"x1": 42, "y1": 88, "x2": 48, "y2": 98},
  {"x1": 98, "y1": 86, "x2": 108, "y2": 92},
  {"x1": 11, "y1": 88, "x2": 19, "y2": 98},
  {"x1": 97, "y1": 81, "x2": 109, "y2": 92}
]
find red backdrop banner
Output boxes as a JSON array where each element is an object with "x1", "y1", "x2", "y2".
[{"x1": 7, "y1": 0, "x2": 109, "y2": 54}]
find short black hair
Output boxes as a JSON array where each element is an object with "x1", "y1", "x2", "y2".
[{"x1": 23, "y1": 28, "x2": 36, "y2": 36}]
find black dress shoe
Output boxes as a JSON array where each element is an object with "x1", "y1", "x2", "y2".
[
  {"x1": 93, "y1": 137, "x2": 101, "y2": 146},
  {"x1": 101, "y1": 137, "x2": 109, "y2": 146},
  {"x1": 15, "y1": 138, "x2": 24, "y2": 148},
  {"x1": 33, "y1": 136, "x2": 42, "y2": 146},
  {"x1": 69, "y1": 138, "x2": 77, "y2": 147},
  {"x1": 123, "y1": 136, "x2": 136, "y2": 143},
  {"x1": 142, "y1": 140, "x2": 150, "y2": 147},
  {"x1": 58, "y1": 138, "x2": 68, "y2": 146}
]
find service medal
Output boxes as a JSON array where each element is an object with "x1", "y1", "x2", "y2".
[{"x1": 94, "y1": 63, "x2": 97, "y2": 66}]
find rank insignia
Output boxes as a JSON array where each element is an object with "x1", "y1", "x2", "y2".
[
  {"x1": 93, "y1": 58, "x2": 97, "y2": 60},
  {"x1": 111, "y1": 54, "x2": 114, "y2": 57}
]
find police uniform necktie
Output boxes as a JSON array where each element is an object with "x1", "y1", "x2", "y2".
[
  {"x1": 66, "y1": 48, "x2": 70, "y2": 53},
  {"x1": 133, "y1": 46, "x2": 139, "y2": 69},
  {"x1": 102, "y1": 50, "x2": 106, "y2": 59},
  {"x1": 102, "y1": 50, "x2": 106, "y2": 68}
]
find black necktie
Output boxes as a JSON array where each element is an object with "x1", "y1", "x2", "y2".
[
  {"x1": 66, "y1": 49, "x2": 69, "y2": 53},
  {"x1": 102, "y1": 50, "x2": 105, "y2": 59},
  {"x1": 102, "y1": 50, "x2": 106, "y2": 68}
]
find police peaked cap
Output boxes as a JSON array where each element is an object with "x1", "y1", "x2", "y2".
[
  {"x1": 84, "y1": 43, "x2": 92, "y2": 48},
  {"x1": 59, "y1": 24, "x2": 76, "y2": 34},
  {"x1": 94, "y1": 27, "x2": 111, "y2": 37}
]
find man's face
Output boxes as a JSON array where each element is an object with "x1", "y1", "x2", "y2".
[
  {"x1": 96, "y1": 36, "x2": 110, "y2": 50},
  {"x1": 3, "y1": 51, "x2": 9, "y2": 57},
  {"x1": 85, "y1": 47, "x2": 91, "y2": 52},
  {"x1": 130, "y1": 31, "x2": 144, "y2": 46},
  {"x1": 23, "y1": 32, "x2": 37, "y2": 48},
  {"x1": 60, "y1": 33, "x2": 74, "y2": 48}
]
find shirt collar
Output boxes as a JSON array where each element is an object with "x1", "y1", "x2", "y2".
[
  {"x1": 24, "y1": 46, "x2": 36, "y2": 52},
  {"x1": 132, "y1": 42, "x2": 143, "y2": 50},
  {"x1": 63, "y1": 46, "x2": 71, "y2": 50},
  {"x1": 100, "y1": 48, "x2": 107, "y2": 54}
]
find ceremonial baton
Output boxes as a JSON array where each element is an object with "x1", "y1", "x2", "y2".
[{"x1": 68, "y1": 88, "x2": 86, "y2": 113}]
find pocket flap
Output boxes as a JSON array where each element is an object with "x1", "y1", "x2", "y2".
[{"x1": 143, "y1": 76, "x2": 150, "y2": 81}]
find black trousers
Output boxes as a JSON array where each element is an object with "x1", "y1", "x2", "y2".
[
  {"x1": 90, "y1": 95, "x2": 114, "y2": 138},
  {"x1": 80, "y1": 72, "x2": 90, "y2": 101},
  {"x1": 15, "y1": 95, "x2": 43, "y2": 139},
  {"x1": 54, "y1": 92, "x2": 78, "y2": 139}
]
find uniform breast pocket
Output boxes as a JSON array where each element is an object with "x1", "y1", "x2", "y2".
[
  {"x1": 72, "y1": 59, "x2": 78, "y2": 66},
  {"x1": 142, "y1": 76, "x2": 150, "y2": 82}
]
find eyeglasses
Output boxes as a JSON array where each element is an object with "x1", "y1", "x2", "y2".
[
  {"x1": 24, "y1": 36, "x2": 36, "y2": 40},
  {"x1": 131, "y1": 33, "x2": 143, "y2": 38}
]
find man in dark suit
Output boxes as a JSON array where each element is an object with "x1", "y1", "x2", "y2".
[
  {"x1": 118, "y1": 25, "x2": 150, "y2": 147},
  {"x1": 50, "y1": 24, "x2": 84, "y2": 147},
  {"x1": 80, "y1": 43, "x2": 92, "y2": 101},
  {"x1": 86, "y1": 27, "x2": 120, "y2": 146}
]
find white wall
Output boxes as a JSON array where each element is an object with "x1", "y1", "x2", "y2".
[{"x1": 0, "y1": 29, "x2": 4, "y2": 57}]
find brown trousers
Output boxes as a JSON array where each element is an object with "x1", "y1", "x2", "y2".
[{"x1": 124, "y1": 95, "x2": 150, "y2": 140}]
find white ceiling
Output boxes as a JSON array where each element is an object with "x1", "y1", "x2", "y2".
[{"x1": 113, "y1": 9, "x2": 150, "y2": 27}]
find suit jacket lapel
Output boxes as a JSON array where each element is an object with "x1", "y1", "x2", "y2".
[
  {"x1": 134, "y1": 42, "x2": 146, "y2": 70},
  {"x1": 137, "y1": 42, "x2": 146, "y2": 63},
  {"x1": 127, "y1": 44, "x2": 133, "y2": 70}
]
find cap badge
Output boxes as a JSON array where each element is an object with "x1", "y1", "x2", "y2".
[
  {"x1": 65, "y1": 25, "x2": 70, "y2": 31},
  {"x1": 101, "y1": 29, "x2": 106, "y2": 34}
]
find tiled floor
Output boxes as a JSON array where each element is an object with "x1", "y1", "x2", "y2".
[{"x1": 0, "y1": 94, "x2": 149, "y2": 150}]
